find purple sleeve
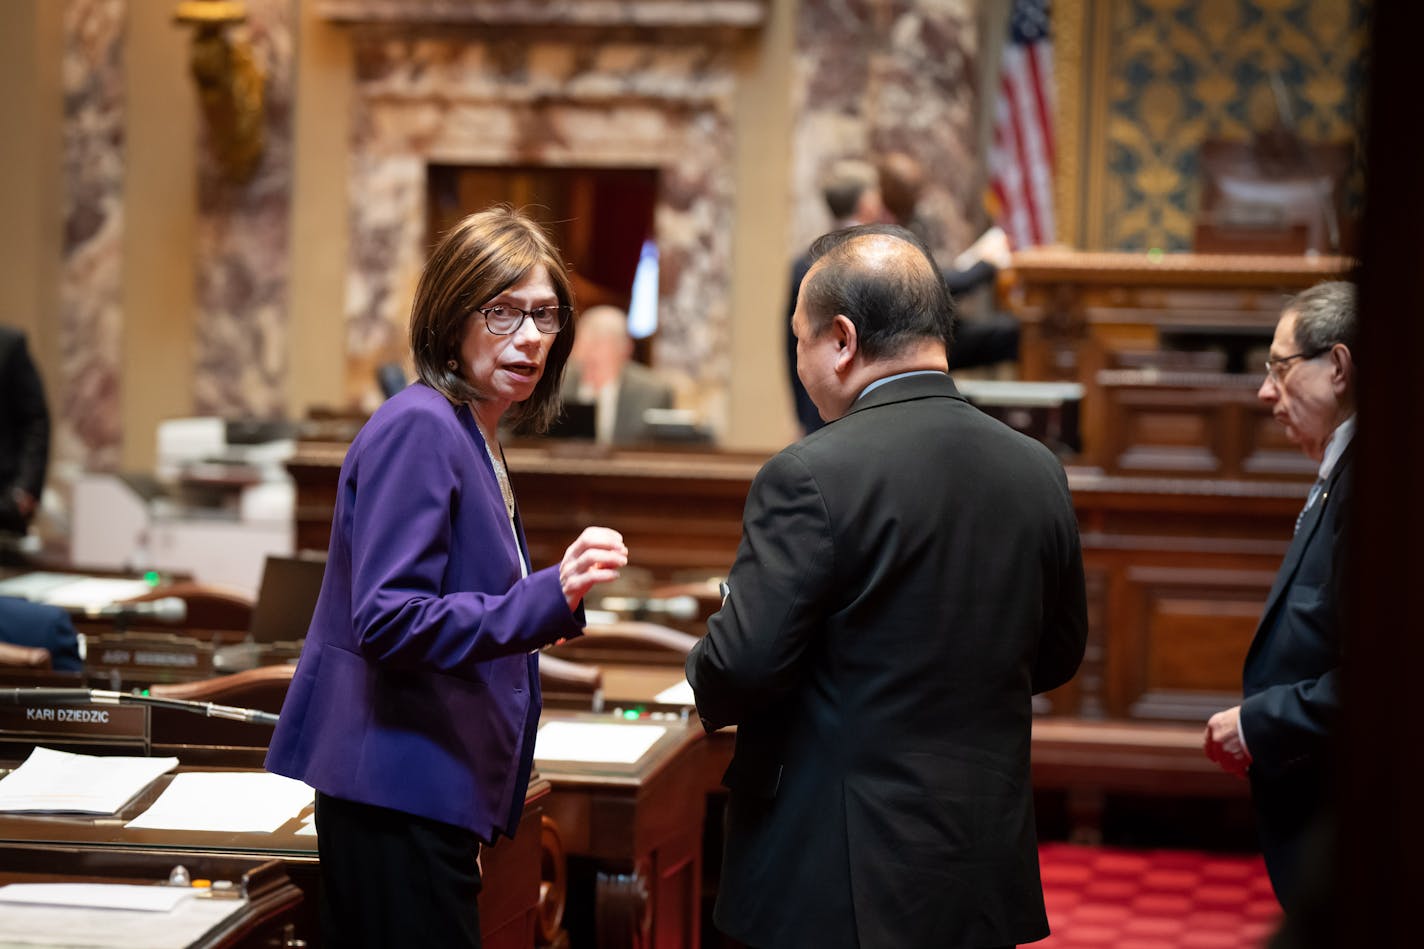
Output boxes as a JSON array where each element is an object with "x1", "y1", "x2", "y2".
[{"x1": 346, "y1": 407, "x2": 582, "y2": 673}]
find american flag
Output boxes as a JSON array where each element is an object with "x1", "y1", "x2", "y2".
[{"x1": 990, "y1": 0, "x2": 1056, "y2": 247}]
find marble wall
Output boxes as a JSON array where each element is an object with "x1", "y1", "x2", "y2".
[
  {"x1": 790, "y1": 0, "x2": 984, "y2": 263},
  {"x1": 59, "y1": 0, "x2": 126, "y2": 473},
  {"x1": 193, "y1": 0, "x2": 297, "y2": 418},
  {"x1": 51, "y1": 0, "x2": 984, "y2": 455},
  {"x1": 343, "y1": 32, "x2": 740, "y2": 422}
]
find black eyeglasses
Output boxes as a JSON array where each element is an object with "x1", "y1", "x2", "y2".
[
  {"x1": 476, "y1": 304, "x2": 572, "y2": 336},
  {"x1": 1263, "y1": 346, "x2": 1330, "y2": 383}
]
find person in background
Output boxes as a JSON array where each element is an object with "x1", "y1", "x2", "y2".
[
  {"x1": 0, "y1": 326, "x2": 50, "y2": 537},
  {"x1": 786, "y1": 160, "x2": 887, "y2": 435},
  {"x1": 692, "y1": 223, "x2": 1087, "y2": 948},
  {"x1": 266, "y1": 206, "x2": 629, "y2": 949},
  {"x1": 1204, "y1": 281, "x2": 1357, "y2": 915},
  {"x1": 0, "y1": 597, "x2": 82, "y2": 672},
  {"x1": 561, "y1": 305, "x2": 674, "y2": 445},
  {"x1": 876, "y1": 150, "x2": 1019, "y2": 370}
]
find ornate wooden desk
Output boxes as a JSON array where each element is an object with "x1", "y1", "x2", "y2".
[{"x1": 1001, "y1": 249, "x2": 1353, "y2": 466}]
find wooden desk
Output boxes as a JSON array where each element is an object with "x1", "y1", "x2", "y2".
[
  {"x1": 1094, "y1": 369, "x2": 1314, "y2": 480},
  {"x1": 1001, "y1": 249, "x2": 1353, "y2": 464},
  {"x1": 536, "y1": 711, "x2": 707, "y2": 949},
  {"x1": 289, "y1": 443, "x2": 1304, "y2": 728},
  {"x1": 0, "y1": 851, "x2": 304, "y2": 949},
  {"x1": 0, "y1": 751, "x2": 548, "y2": 949},
  {"x1": 289, "y1": 442, "x2": 763, "y2": 579}
]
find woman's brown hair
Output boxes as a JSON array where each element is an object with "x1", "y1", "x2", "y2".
[{"x1": 409, "y1": 205, "x2": 576, "y2": 433}]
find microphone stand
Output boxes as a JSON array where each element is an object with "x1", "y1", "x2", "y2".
[{"x1": 0, "y1": 688, "x2": 279, "y2": 727}]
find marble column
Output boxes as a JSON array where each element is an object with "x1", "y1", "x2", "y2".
[
  {"x1": 59, "y1": 0, "x2": 127, "y2": 473},
  {"x1": 192, "y1": 0, "x2": 297, "y2": 419}
]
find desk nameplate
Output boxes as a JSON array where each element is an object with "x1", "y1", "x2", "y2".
[{"x1": 0, "y1": 705, "x2": 149, "y2": 748}]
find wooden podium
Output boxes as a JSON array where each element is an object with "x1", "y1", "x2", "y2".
[{"x1": 1001, "y1": 249, "x2": 1353, "y2": 469}]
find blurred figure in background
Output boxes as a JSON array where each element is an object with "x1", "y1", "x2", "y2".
[
  {"x1": 876, "y1": 151, "x2": 1019, "y2": 372},
  {"x1": 786, "y1": 160, "x2": 887, "y2": 434},
  {"x1": 0, "y1": 597, "x2": 82, "y2": 672},
  {"x1": 0, "y1": 326, "x2": 50, "y2": 538},
  {"x1": 562, "y1": 305, "x2": 673, "y2": 445}
]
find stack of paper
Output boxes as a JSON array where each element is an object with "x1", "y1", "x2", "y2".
[
  {"x1": 126, "y1": 772, "x2": 314, "y2": 834},
  {"x1": 0, "y1": 747, "x2": 178, "y2": 815},
  {"x1": 0, "y1": 883, "x2": 245, "y2": 949},
  {"x1": 535, "y1": 721, "x2": 667, "y2": 764}
]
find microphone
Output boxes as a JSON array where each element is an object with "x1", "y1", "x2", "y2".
[
  {"x1": 0, "y1": 687, "x2": 279, "y2": 727},
  {"x1": 72, "y1": 598, "x2": 188, "y2": 624}
]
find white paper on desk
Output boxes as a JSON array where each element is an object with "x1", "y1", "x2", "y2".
[
  {"x1": 125, "y1": 771, "x2": 313, "y2": 833},
  {"x1": 0, "y1": 747, "x2": 179, "y2": 815},
  {"x1": 0, "y1": 883, "x2": 192, "y2": 912},
  {"x1": 0, "y1": 894, "x2": 244, "y2": 949},
  {"x1": 535, "y1": 721, "x2": 667, "y2": 764},
  {"x1": 0, "y1": 572, "x2": 81, "y2": 601},
  {"x1": 654, "y1": 679, "x2": 695, "y2": 706},
  {"x1": 35, "y1": 576, "x2": 155, "y2": 610}
]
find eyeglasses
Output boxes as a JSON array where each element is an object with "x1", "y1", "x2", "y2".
[
  {"x1": 1264, "y1": 346, "x2": 1330, "y2": 384},
  {"x1": 476, "y1": 304, "x2": 571, "y2": 336}
]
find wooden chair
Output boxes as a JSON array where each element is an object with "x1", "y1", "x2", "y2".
[
  {"x1": 539, "y1": 653, "x2": 605, "y2": 711},
  {"x1": 548, "y1": 621, "x2": 699, "y2": 668},
  {"x1": 125, "y1": 581, "x2": 255, "y2": 634},
  {"x1": 546, "y1": 622, "x2": 697, "y2": 710}
]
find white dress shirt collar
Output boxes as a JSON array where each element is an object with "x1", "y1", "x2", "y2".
[{"x1": 1319, "y1": 414, "x2": 1356, "y2": 482}]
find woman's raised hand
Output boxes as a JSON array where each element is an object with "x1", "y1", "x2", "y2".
[{"x1": 560, "y1": 527, "x2": 628, "y2": 611}]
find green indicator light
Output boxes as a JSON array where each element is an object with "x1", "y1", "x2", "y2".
[
  {"x1": 623, "y1": 709, "x2": 639, "y2": 720},
  {"x1": 144, "y1": 571, "x2": 161, "y2": 586},
  {"x1": 140, "y1": 688, "x2": 150, "y2": 696}
]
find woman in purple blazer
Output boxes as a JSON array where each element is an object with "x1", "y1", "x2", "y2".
[{"x1": 267, "y1": 207, "x2": 628, "y2": 948}]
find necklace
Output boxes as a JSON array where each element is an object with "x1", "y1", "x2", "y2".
[
  {"x1": 472, "y1": 410, "x2": 516, "y2": 521},
  {"x1": 486, "y1": 442, "x2": 516, "y2": 521}
]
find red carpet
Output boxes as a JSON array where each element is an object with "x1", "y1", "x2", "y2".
[{"x1": 1037, "y1": 843, "x2": 1282, "y2": 949}]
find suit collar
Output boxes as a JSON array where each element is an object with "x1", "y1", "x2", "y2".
[{"x1": 844, "y1": 371, "x2": 965, "y2": 417}]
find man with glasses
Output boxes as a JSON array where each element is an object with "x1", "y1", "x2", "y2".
[
  {"x1": 1203, "y1": 280, "x2": 1357, "y2": 914},
  {"x1": 690, "y1": 223, "x2": 1087, "y2": 948}
]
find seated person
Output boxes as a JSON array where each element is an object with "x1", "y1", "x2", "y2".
[
  {"x1": 561, "y1": 306, "x2": 674, "y2": 445},
  {"x1": 0, "y1": 597, "x2": 82, "y2": 672}
]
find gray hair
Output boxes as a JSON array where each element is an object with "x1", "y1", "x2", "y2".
[{"x1": 1286, "y1": 281, "x2": 1357, "y2": 354}]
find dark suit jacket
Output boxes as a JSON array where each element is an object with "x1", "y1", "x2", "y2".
[
  {"x1": 688, "y1": 373, "x2": 1088, "y2": 949},
  {"x1": 0, "y1": 327, "x2": 50, "y2": 534},
  {"x1": 266, "y1": 383, "x2": 585, "y2": 841},
  {"x1": 0, "y1": 597, "x2": 82, "y2": 672},
  {"x1": 1241, "y1": 442, "x2": 1353, "y2": 910}
]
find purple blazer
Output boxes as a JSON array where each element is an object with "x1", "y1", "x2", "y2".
[{"x1": 266, "y1": 383, "x2": 583, "y2": 840}]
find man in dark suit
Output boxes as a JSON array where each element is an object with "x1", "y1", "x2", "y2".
[
  {"x1": 1204, "y1": 281, "x2": 1357, "y2": 913},
  {"x1": 690, "y1": 224, "x2": 1088, "y2": 949},
  {"x1": 0, "y1": 326, "x2": 50, "y2": 537}
]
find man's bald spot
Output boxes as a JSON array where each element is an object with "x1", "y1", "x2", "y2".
[
  {"x1": 578, "y1": 306, "x2": 631, "y2": 340},
  {"x1": 804, "y1": 231, "x2": 940, "y2": 321},
  {"x1": 836, "y1": 232, "x2": 937, "y2": 282}
]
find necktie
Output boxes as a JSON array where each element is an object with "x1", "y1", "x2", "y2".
[{"x1": 1295, "y1": 478, "x2": 1326, "y2": 535}]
